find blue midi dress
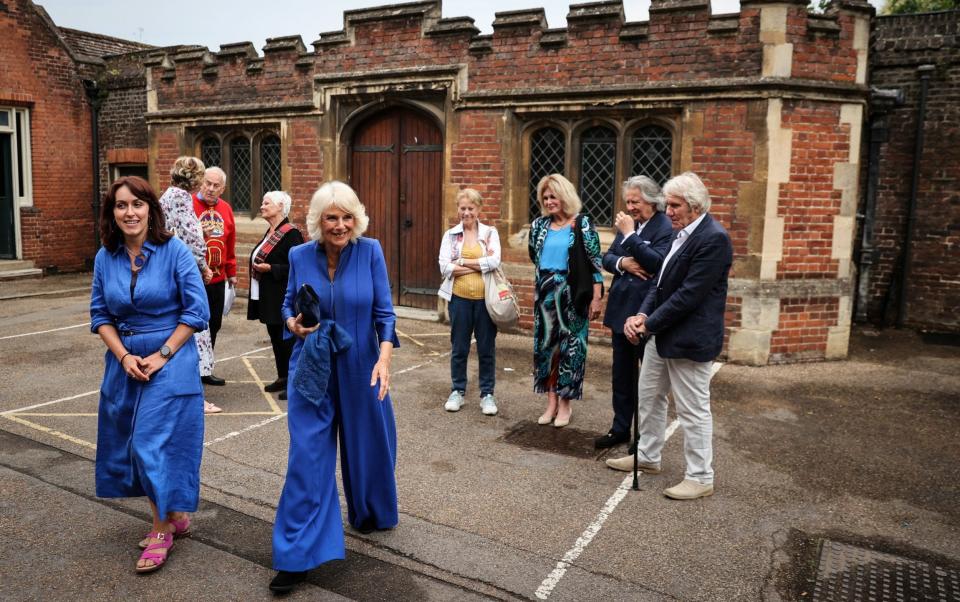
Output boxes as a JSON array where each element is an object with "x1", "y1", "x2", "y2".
[
  {"x1": 273, "y1": 237, "x2": 400, "y2": 571},
  {"x1": 90, "y1": 237, "x2": 210, "y2": 518}
]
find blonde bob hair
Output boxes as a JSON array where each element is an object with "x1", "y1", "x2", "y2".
[
  {"x1": 262, "y1": 190, "x2": 292, "y2": 217},
  {"x1": 536, "y1": 174, "x2": 582, "y2": 218},
  {"x1": 170, "y1": 156, "x2": 206, "y2": 192},
  {"x1": 456, "y1": 188, "x2": 483, "y2": 208},
  {"x1": 306, "y1": 181, "x2": 369, "y2": 242}
]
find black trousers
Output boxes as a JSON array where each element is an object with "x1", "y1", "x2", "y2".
[
  {"x1": 266, "y1": 323, "x2": 293, "y2": 379},
  {"x1": 205, "y1": 280, "x2": 225, "y2": 348},
  {"x1": 610, "y1": 331, "x2": 644, "y2": 435}
]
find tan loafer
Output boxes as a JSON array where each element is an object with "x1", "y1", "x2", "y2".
[
  {"x1": 663, "y1": 479, "x2": 714, "y2": 500},
  {"x1": 605, "y1": 456, "x2": 662, "y2": 474}
]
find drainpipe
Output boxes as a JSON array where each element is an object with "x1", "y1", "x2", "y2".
[
  {"x1": 83, "y1": 79, "x2": 102, "y2": 251},
  {"x1": 897, "y1": 65, "x2": 934, "y2": 328},
  {"x1": 855, "y1": 87, "x2": 903, "y2": 323}
]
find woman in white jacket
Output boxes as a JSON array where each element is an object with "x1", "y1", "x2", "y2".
[{"x1": 438, "y1": 188, "x2": 502, "y2": 416}]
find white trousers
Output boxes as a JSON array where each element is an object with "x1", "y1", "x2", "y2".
[{"x1": 636, "y1": 336, "x2": 715, "y2": 484}]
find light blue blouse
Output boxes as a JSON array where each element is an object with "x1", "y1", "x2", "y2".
[{"x1": 539, "y1": 225, "x2": 571, "y2": 271}]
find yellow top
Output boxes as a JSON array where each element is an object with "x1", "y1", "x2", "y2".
[{"x1": 452, "y1": 242, "x2": 485, "y2": 300}]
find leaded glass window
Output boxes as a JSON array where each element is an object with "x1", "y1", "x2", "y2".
[
  {"x1": 260, "y1": 135, "x2": 281, "y2": 196},
  {"x1": 201, "y1": 137, "x2": 221, "y2": 170},
  {"x1": 631, "y1": 125, "x2": 672, "y2": 186},
  {"x1": 579, "y1": 126, "x2": 617, "y2": 226},
  {"x1": 230, "y1": 136, "x2": 251, "y2": 213},
  {"x1": 528, "y1": 128, "x2": 566, "y2": 222}
]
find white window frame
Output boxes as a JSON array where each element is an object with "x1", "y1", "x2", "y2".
[{"x1": 0, "y1": 106, "x2": 31, "y2": 259}]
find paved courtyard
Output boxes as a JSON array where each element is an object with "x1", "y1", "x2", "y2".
[{"x1": 1, "y1": 274, "x2": 958, "y2": 601}]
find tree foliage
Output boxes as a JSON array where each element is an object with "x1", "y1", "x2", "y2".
[{"x1": 881, "y1": 0, "x2": 960, "y2": 14}]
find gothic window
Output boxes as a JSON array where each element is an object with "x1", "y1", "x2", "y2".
[
  {"x1": 201, "y1": 137, "x2": 221, "y2": 169},
  {"x1": 195, "y1": 129, "x2": 280, "y2": 216},
  {"x1": 260, "y1": 135, "x2": 282, "y2": 196},
  {"x1": 528, "y1": 127, "x2": 566, "y2": 223},
  {"x1": 631, "y1": 125, "x2": 673, "y2": 186},
  {"x1": 579, "y1": 126, "x2": 617, "y2": 227},
  {"x1": 524, "y1": 119, "x2": 675, "y2": 227},
  {"x1": 229, "y1": 136, "x2": 252, "y2": 213}
]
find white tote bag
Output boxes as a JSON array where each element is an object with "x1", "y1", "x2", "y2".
[
  {"x1": 223, "y1": 283, "x2": 237, "y2": 316},
  {"x1": 483, "y1": 267, "x2": 519, "y2": 328}
]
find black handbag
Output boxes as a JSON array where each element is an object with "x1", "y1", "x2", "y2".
[
  {"x1": 294, "y1": 283, "x2": 322, "y2": 328},
  {"x1": 568, "y1": 215, "x2": 603, "y2": 318}
]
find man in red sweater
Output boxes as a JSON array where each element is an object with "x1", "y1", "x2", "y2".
[{"x1": 193, "y1": 166, "x2": 237, "y2": 386}]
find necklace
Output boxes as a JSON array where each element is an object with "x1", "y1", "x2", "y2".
[{"x1": 126, "y1": 248, "x2": 145, "y2": 270}]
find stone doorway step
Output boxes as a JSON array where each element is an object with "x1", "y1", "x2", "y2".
[{"x1": 0, "y1": 259, "x2": 42, "y2": 281}]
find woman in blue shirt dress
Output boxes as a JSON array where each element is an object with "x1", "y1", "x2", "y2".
[
  {"x1": 528, "y1": 174, "x2": 604, "y2": 428},
  {"x1": 90, "y1": 176, "x2": 210, "y2": 574},
  {"x1": 270, "y1": 181, "x2": 399, "y2": 594}
]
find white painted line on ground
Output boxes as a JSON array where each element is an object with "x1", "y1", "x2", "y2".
[
  {"x1": 535, "y1": 362, "x2": 723, "y2": 599},
  {"x1": 214, "y1": 346, "x2": 272, "y2": 363},
  {"x1": 1, "y1": 390, "x2": 98, "y2": 415},
  {"x1": 394, "y1": 351, "x2": 451, "y2": 376},
  {"x1": 534, "y1": 418, "x2": 680, "y2": 600},
  {"x1": 204, "y1": 413, "x2": 287, "y2": 447},
  {"x1": 0, "y1": 322, "x2": 90, "y2": 341}
]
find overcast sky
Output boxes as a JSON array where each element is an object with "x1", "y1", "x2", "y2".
[{"x1": 38, "y1": 0, "x2": 885, "y2": 52}]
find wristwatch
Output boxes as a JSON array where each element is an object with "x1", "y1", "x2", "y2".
[
  {"x1": 458, "y1": 258, "x2": 465, "y2": 266},
  {"x1": 159, "y1": 344, "x2": 173, "y2": 360}
]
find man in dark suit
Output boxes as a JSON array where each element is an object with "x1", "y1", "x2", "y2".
[
  {"x1": 606, "y1": 172, "x2": 732, "y2": 500},
  {"x1": 595, "y1": 176, "x2": 673, "y2": 449}
]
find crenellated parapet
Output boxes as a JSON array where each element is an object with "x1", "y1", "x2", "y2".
[{"x1": 144, "y1": 0, "x2": 871, "y2": 113}]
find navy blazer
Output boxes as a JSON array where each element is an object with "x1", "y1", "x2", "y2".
[
  {"x1": 602, "y1": 211, "x2": 673, "y2": 333},
  {"x1": 639, "y1": 213, "x2": 733, "y2": 362}
]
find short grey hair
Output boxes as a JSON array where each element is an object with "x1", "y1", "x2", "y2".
[
  {"x1": 306, "y1": 181, "x2": 369, "y2": 242},
  {"x1": 206, "y1": 166, "x2": 227, "y2": 186},
  {"x1": 263, "y1": 190, "x2": 292, "y2": 217},
  {"x1": 622, "y1": 175, "x2": 664, "y2": 212},
  {"x1": 662, "y1": 172, "x2": 711, "y2": 214}
]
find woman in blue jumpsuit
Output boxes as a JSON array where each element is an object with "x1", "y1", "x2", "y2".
[
  {"x1": 90, "y1": 176, "x2": 209, "y2": 573},
  {"x1": 270, "y1": 181, "x2": 399, "y2": 593}
]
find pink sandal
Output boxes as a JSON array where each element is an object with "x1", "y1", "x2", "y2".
[
  {"x1": 139, "y1": 517, "x2": 190, "y2": 549},
  {"x1": 135, "y1": 531, "x2": 173, "y2": 573}
]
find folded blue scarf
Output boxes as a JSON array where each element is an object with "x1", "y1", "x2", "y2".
[{"x1": 292, "y1": 320, "x2": 353, "y2": 406}]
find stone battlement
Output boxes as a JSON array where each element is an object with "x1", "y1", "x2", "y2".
[{"x1": 145, "y1": 0, "x2": 872, "y2": 113}]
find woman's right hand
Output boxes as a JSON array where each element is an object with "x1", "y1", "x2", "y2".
[
  {"x1": 120, "y1": 353, "x2": 149, "y2": 381},
  {"x1": 287, "y1": 313, "x2": 320, "y2": 339}
]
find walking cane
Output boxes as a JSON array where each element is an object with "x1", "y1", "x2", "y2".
[
  {"x1": 632, "y1": 387, "x2": 640, "y2": 490},
  {"x1": 632, "y1": 334, "x2": 645, "y2": 491}
]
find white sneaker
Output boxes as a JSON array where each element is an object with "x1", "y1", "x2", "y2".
[
  {"x1": 444, "y1": 391, "x2": 464, "y2": 412},
  {"x1": 480, "y1": 394, "x2": 498, "y2": 416}
]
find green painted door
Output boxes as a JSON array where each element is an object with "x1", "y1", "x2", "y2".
[{"x1": 0, "y1": 134, "x2": 15, "y2": 259}]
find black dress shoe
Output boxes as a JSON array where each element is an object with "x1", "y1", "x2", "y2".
[
  {"x1": 353, "y1": 518, "x2": 377, "y2": 534},
  {"x1": 269, "y1": 570, "x2": 307, "y2": 594},
  {"x1": 594, "y1": 430, "x2": 630, "y2": 449},
  {"x1": 202, "y1": 375, "x2": 226, "y2": 386},
  {"x1": 264, "y1": 378, "x2": 287, "y2": 393}
]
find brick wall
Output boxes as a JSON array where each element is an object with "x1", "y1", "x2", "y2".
[
  {"x1": 0, "y1": 0, "x2": 96, "y2": 271},
  {"x1": 865, "y1": 11, "x2": 959, "y2": 332},
  {"x1": 138, "y1": 0, "x2": 873, "y2": 363}
]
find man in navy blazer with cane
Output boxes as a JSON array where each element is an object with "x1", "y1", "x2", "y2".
[
  {"x1": 595, "y1": 176, "x2": 673, "y2": 449},
  {"x1": 606, "y1": 172, "x2": 732, "y2": 500}
]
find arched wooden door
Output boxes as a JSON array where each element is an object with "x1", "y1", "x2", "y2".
[{"x1": 349, "y1": 107, "x2": 442, "y2": 310}]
